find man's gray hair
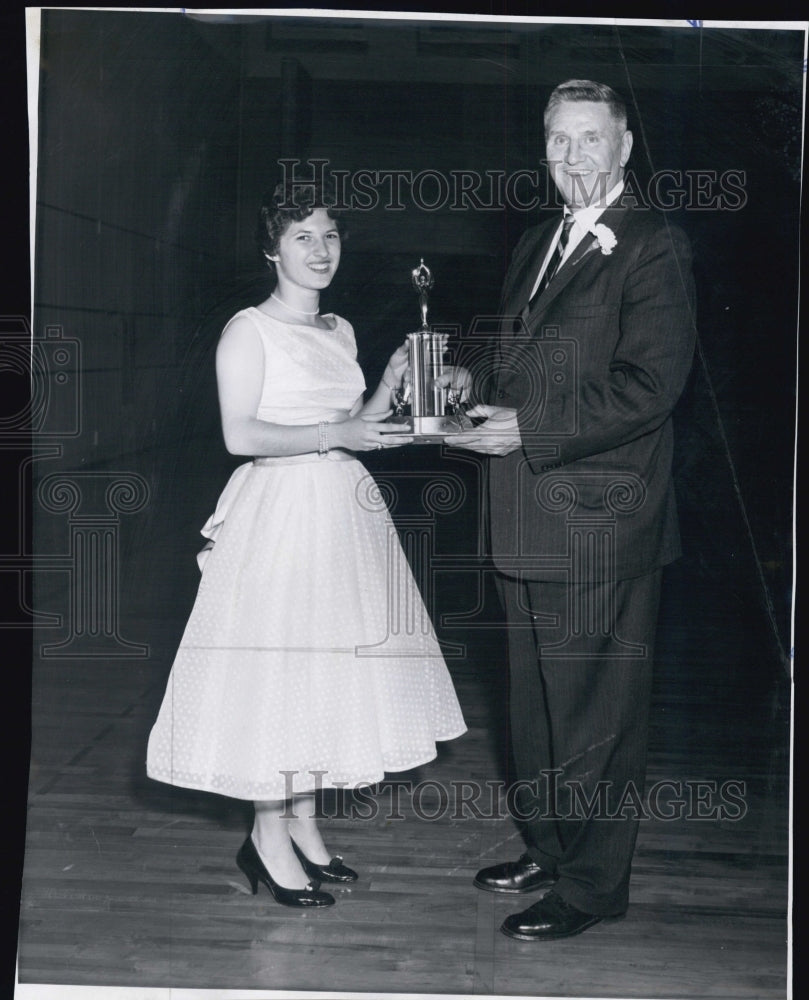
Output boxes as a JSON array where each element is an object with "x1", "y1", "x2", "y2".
[{"x1": 543, "y1": 80, "x2": 628, "y2": 135}]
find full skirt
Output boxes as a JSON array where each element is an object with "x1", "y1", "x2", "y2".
[{"x1": 146, "y1": 454, "x2": 466, "y2": 800}]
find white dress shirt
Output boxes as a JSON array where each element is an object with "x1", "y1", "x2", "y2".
[{"x1": 528, "y1": 180, "x2": 625, "y2": 301}]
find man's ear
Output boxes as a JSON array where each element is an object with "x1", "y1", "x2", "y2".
[{"x1": 620, "y1": 130, "x2": 633, "y2": 168}]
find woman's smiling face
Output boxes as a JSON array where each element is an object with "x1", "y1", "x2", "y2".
[{"x1": 270, "y1": 207, "x2": 342, "y2": 294}]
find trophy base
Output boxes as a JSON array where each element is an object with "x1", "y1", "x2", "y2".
[{"x1": 388, "y1": 413, "x2": 474, "y2": 443}]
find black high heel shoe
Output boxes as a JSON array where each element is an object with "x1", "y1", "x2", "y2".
[
  {"x1": 236, "y1": 837, "x2": 335, "y2": 908},
  {"x1": 291, "y1": 837, "x2": 359, "y2": 883}
]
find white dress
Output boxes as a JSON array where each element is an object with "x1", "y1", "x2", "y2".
[{"x1": 146, "y1": 307, "x2": 466, "y2": 800}]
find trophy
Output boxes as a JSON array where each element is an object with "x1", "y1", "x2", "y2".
[{"x1": 389, "y1": 259, "x2": 473, "y2": 441}]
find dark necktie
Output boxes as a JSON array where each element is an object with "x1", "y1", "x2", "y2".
[{"x1": 528, "y1": 213, "x2": 576, "y2": 307}]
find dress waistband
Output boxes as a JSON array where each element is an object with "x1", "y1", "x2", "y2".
[{"x1": 253, "y1": 449, "x2": 355, "y2": 467}]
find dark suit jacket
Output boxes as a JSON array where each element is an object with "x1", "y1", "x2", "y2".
[{"x1": 485, "y1": 203, "x2": 696, "y2": 582}]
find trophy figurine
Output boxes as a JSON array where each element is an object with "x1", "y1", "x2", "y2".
[{"x1": 389, "y1": 259, "x2": 472, "y2": 440}]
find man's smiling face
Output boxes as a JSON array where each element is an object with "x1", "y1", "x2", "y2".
[{"x1": 545, "y1": 100, "x2": 633, "y2": 209}]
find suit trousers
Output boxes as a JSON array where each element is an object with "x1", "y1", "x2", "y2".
[{"x1": 496, "y1": 569, "x2": 662, "y2": 915}]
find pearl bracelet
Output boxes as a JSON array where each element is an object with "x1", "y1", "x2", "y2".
[{"x1": 317, "y1": 421, "x2": 329, "y2": 458}]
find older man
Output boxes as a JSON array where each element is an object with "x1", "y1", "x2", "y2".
[{"x1": 450, "y1": 80, "x2": 696, "y2": 940}]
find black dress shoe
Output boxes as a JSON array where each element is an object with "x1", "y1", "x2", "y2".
[
  {"x1": 474, "y1": 853, "x2": 557, "y2": 894},
  {"x1": 236, "y1": 837, "x2": 335, "y2": 908},
  {"x1": 291, "y1": 838, "x2": 358, "y2": 883},
  {"x1": 500, "y1": 890, "x2": 608, "y2": 941}
]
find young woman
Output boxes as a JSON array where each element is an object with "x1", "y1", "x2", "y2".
[{"x1": 146, "y1": 182, "x2": 466, "y2": 908}]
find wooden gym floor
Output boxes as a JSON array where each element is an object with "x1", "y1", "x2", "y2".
[{"x1": 16, "y1": 560, "x2": 790, "y2": 999}]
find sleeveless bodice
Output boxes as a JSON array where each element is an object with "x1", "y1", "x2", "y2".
[{"x1": 232, "y1": 306, "x2": 366, "y2": 425}]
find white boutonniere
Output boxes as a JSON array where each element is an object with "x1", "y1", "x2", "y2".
[{"x1": 592, "y1": 224, "x2": 617, "y2": 255}]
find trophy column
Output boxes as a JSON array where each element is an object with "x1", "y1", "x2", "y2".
[{"x1": 391, "y1": 259, "x2": 471, "y2": 440}]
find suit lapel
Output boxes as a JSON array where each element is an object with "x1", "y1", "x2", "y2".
[
  {"x1": 523, "y1": 203, "x2": 631, "y2": 322},
  {"x1": 495, "y1": 204, "x2": 633, "y2": 392},
  {"x1": 501, "y1": 220, "x2": 558, "y2": 333}
]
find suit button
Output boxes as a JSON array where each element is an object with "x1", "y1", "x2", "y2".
[{"x1": 497, "y1": 390, "x2": 506, "y2": 399}]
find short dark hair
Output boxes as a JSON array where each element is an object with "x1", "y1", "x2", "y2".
[
  {"x1": 543, "y1": 79, "x2": 628, "y2": 135},
  {"x1": 256, "y1": 179, "x2": 347, "y2": 258}
]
